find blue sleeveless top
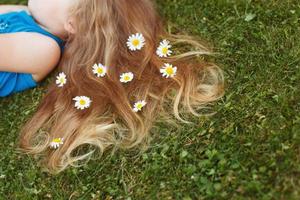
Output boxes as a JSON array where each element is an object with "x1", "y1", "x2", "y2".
[{"x1": 0, "y1": 10, "x2": 65, "y2": 97}]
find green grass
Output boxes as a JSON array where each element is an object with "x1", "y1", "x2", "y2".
[{"x1": 1, "y1": 0, "x2": 300, "y2": 199}]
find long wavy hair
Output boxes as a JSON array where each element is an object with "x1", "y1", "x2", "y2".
[{"x1": 17, "y1": 0, "x2": 225, "y2": 174}]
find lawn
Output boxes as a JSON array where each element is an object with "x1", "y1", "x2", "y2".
[{"x1": 0, "y1": 0, "x2": 300, "y2": 199}]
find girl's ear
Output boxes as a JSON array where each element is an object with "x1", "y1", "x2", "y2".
[{"x1": 64, "y1": 17, "x2": 76, "y2": 34}]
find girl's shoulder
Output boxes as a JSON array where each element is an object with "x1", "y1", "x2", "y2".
[
  {"x1": 0, "y1": 5, "x2": 29, "y2": 15},
  {"x1": 0, "y1": 32, "x2": 61, "y2": 82}
]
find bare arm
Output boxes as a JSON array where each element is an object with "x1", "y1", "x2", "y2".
[
  {"x1": 0, "y1": 5, "x2": 29, "y2": 14},
  {"x1": 0, "y1": 32, "x2": 61, "y2": 82}
]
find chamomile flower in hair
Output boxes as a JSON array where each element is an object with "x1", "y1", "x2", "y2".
[
  {"x1": 56, "y1": 72, "x2": 67, "y2": 87},
  {"x1": 92, "y1": 63, "x2": 107, "y2": 77},
  {"x1": 120, "y1": 72, "x2": 134, "y2": 83},
  {"x1": 156, "y1": 39, "x2": 172, "y2": 57},
  {"x1": 73, "y1": 96, "x2": 92, "y2": 110},
  {"x1": 160, "y1": 63, "x2": 177, "y2": 78},
  {"x1": 133, "y1": 100, "x2": 147, "y2": 112},
  {"x1": 50, "y1": 138, "x2": 64, "y2": 149},
  {"x1": 127, "y1": 33, "x2": 145, "y2": 51}
]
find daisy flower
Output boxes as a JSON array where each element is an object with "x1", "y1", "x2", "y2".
[
  {"x1": 120, "y1": 72, "x2": 134, "y2": 83},
  {"x1": 127, "y1": 33, "x2": 145, "y2": 51},
  {"x1": 133, "y1": 100, "x2": 147, "y2": 112},
  {"x1": 156, "y1": 39, "x2": 172, "y2": 57},
  {"x1": 160, "y1": 63, "x2": 177, "y2": 78},
  {"x1": 56, "y1": 72, "x2": 67, "y2": 87},
  {"x1": 92, "y1": 63, "x2": 107, "y2": 77},
  {"x1": 73, "y1": 96, "x2": 92, "y2": 110},
  {"x1": 50, "y1": 138, "x2": 64, "y2": 149}
]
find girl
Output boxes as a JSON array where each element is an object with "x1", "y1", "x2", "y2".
[{"x1": 2, "y1": 0, "x2": 225, "y2": 174}]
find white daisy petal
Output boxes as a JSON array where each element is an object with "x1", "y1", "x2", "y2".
[
  {"x1": 72, "y1": 96, "x2": 92, "y2": 110},
  {"x1": 56, "y1": 72, "x2": 67, "y2": 87},
  {"x1": 133, "y1": 100, "x2": 147, "y2": 112},
  {"x1": 120, "y1": 72, "x2": 134, "y2": 83},
  {"x1": 126, "y1": 33, "x2": 145, "y2": 51},
  {"x1": 92, "y1": 63, "x2": 107, "y2": 77},
  {"x1": 156, "y1": 39, "x2": 172, "y2": 57},
  {"x1": 160, "y1": 63, "x2": 177, "y2": 78},
  {"x1": 50, "y1": 138, "x2": 64, "y2": 149}
]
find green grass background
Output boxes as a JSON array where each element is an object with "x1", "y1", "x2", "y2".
[{"x1": 0, "y1": 0, "x2": 300, "y2": 199}]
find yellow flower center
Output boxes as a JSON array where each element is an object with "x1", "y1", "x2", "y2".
[
  {"x1": 162, "y1": 47, "x2": 168, "y2": 55},
  {"x1": 166, "y1": 67, "x2": 174, "y2": 75},
  {"x1": 97, "y1": 68, "x2": 103, "y2": 74},
  {"x1": 132, "y1": 39, "x2": 140, "y2": 47},
  {"x1": 79, "y1": 99, "x2": 86, "y2": 105},
  {"x1": 137, "y1": 104, "x2": 143, "y2": 109},
  {"x1": 60, "y1": 78, "x2": 65, "y2": 83},
  {"x1": 124, "y1": 76, "x2": 130, "y2": 81},
  {"x1": 53, "y1": 138, "x2": 61, "y2": 143}
]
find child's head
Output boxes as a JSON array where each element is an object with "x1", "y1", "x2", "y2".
[
  {"x1": 29, "y1": 0, "x2": 162, "y2": 41},
  {"x1": 28, "y1": 0, "x2": 77, "y2": 37},
  {"x1": 19, "y1": 0, "x2": 225, "y2": 174}
]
